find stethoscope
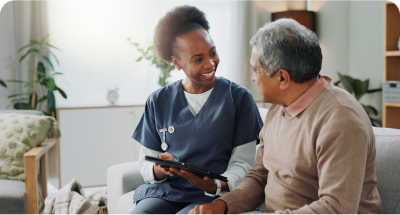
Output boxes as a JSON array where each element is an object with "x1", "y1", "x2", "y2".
[{"x1": 159, "y1": 126, "x2": 175, "y2": 151}]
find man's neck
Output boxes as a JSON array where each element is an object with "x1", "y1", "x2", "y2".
[{"x1": 282, "y1": 77, "x2": 318, "y2": 107}]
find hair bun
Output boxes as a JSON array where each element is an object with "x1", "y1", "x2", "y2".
[{"x1": 154, "y1": 5, "x2": 210, "y2": 63}]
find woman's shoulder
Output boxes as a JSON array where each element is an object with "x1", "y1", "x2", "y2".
[
  {"x1": 219, "y1": 77, "x2": 252, "y2": 100},
  {"x1": 147, "y1": 80, "x2": 181, "y2": 103}
]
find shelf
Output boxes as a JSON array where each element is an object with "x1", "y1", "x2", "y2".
[
  {"x1": 383, "y1": 102, "x2": 400, "y2": 107},
  {"x1": 386, "y1": 50, "x2": 400, "y2": 56}
]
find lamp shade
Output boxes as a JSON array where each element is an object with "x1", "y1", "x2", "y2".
[{"x1": 271, "y1": 11, "x2": 316, "y2": 33}]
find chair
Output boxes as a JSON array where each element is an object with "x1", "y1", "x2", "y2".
[
  {"x1": 0, "y1": 110, "x2": 56, "y2": 214},
  {"x1": 107, "y1": 108, "x2": 400, "y2": 214}
]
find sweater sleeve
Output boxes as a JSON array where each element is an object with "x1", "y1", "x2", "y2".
[{"x1": 138, "y1": 145, "x2": 167, "y2": 184}]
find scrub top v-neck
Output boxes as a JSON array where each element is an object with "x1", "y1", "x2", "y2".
[{"x1": 132, "y1": 77, "x2": 263, "y2": 203}]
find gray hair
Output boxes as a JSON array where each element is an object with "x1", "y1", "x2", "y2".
[{"x1": 250, "y1": 18, "x2": 322, "y2": 84}]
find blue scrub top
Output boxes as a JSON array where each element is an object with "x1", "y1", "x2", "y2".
[{"x1": 132, "y1": 77, "x2": 263, "y2": 203}]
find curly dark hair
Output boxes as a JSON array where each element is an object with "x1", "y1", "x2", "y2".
[{"x1": 154, "y1": 5, "x2": 210, "y2": 63}]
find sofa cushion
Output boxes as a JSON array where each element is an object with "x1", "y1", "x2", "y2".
[
  {"x1": 116, "y1": 190, "x2": 136, "y2": 214},
  {"x1": 373, "y1": 127, "x2": 400, "y2": 214},
  {"x1": 0, "y1": 179, "x2": 26, "y2": 213},
  {"x1": 0, "y1": 113, "x2": 56, "y2": 181}
]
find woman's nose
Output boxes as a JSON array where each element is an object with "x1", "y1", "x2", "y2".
[{"x1": 204, "y1": 59, "x2": 215, "y2": 69}]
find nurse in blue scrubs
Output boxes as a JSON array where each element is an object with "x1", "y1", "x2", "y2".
[{"x1": 131, "y1": 5, "x2": 263, "y2": 214}]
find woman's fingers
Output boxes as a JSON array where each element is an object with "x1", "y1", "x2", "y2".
[{"x1": 159, "y1": 152, "x2": 174, "y2": 160}]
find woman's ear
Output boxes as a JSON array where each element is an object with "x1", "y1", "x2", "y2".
[{"x1": 171, "y1": 56, "x2": 181, "y2": 70}]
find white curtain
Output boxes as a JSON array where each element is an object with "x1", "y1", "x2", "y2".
[{"x1": 0, "y1": 1, "x2": 48, "y2": 109}]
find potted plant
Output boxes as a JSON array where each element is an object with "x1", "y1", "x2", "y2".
[
  {"x1": 127, "y1": 37, "x2": 175, "y2": 87},
  {"x1": 7, "y1": 34, "x2": 67, "y2": 118},
  {"x1": 334, "y1": 72, "x2": 382, "y2": 127}
]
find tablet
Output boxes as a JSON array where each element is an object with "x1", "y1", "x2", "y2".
[{"x1": 145, "y1": 155, "x2": 229, "y2": 182}]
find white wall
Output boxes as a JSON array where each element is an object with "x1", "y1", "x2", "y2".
[
  {"x1": 245, "y1": 1, "x2": 384, "y2": 120},
  {"x1": 348, "y1": 1, "x2": 384, "y2": 118}
]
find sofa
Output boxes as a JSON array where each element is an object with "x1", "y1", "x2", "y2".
[{"x1": 107, "y1": 108, "x2": 400, "y2": 214}]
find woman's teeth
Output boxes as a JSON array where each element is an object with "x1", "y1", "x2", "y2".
[{"x1": 201, "y1": 71, "x2": 214, "y2": 77}]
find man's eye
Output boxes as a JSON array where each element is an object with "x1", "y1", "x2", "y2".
[{"x1": 211, "y1": 51, "x2": 217, "y2": 56}]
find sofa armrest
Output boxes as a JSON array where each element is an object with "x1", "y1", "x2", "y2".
[{"x1": 107, "y1": 161, "x2": 145, "y2": 214}]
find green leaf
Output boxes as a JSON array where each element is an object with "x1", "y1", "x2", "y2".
[
  {"x1": 43, "y1": 56, "x2": 54, "y2": 70},
  {"x1": 48, "y1": 78, "x2": 56, "y2": 91},
  {"x1": 17, "y1": 42, "x2": 37, "y2": 53},
  {"x1": 127, "y1": 37, "x2": 131, "y2": 41},
  {"x1": 7, "y1": 80, "x2": 28, "y2": 83},
  {"x1": 50, "y1": 51, "x2": 59, "y2": 65},
  {"x1": 353, "y1": 79, "x2": 365, "y2": 100},
  {"x1": 337, "y1": 72, "x2": 354, "y2": 94},
  {"x1": 30, "y1": 39, "x2": 40, "y2": 44},
  {"x1": 8, "y1": 93, "x2": 31, "y2": 98},
  {"x1": 41, "y1": 111, "x2": 51, "y2": 116},
  {"x1": 44, "y1": 43, "x2": 60, "y2": 51},
  {"x1": 37, "y1": 62, "x2": 46, "y2": 80},
  {"x1": 13, "y1": 102, "x2": 32, "y2": 110},
  {"x1": 40, "y1": 34, "x2": 50, "y2": 44},
  {"x1": 370, "y1": 118, "x2": 382, "y2": 127},
  {"x1": 136, "y1": 57, "x2": 143, "y2": 62},
  {"x1": 362, "y1": 105, "x2": 378, "y2": 116},
  {"x1": 0, "y1": 79, "x2": 6, "y2": 88},
  {"x1": 47, "y1": 91, "x2": 56, "y2": 112},
  {"x1": 363, "y1": 79, "x2": 369, "y2": 94},
  {"x1": 19, "y1": 48, "x2": 39, "y2": 63},
  {"x1": 56, "y1": 86, "x2": 67, "y2": 99},
  {"x1": 51, "y1": 72, "x2": 63, "y2": 76}
]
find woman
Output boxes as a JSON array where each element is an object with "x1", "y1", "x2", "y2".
[{"x1": 131, "y1": 5, "x2": 263, "y2": 214}]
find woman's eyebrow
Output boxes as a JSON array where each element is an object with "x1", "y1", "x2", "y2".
[{"x1": 189, "y1": 46, "x2": 216, "y2": 60}]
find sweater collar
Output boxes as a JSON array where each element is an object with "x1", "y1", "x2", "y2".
[{"x1": 280, "y1": 75, "x2": 332, "y2": 117}]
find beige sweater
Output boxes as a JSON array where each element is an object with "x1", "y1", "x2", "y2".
[{"x1": 219, "y1": 83, "x2": 383, "y2": 214}]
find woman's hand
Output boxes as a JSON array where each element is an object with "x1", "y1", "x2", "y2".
[
  {"x1": 153, "y1": 152, "x2": 175, "y2": 181},
  {"x1": 169, "y1": 168, "x2": 217, "y2": 193}
]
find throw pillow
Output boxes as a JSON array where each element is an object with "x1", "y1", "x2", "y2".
[{"x1": 0, "y1": 113, "x2": 60, "y2": 181}]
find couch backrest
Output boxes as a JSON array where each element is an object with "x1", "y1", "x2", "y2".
[{"x1": 373, "y1": 127, "x2": 400, "y2": 214}]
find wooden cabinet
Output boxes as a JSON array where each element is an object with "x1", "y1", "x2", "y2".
[
  {"x1": 56, "y1": 106, "x2": 145, "y2": 187},
  {"x1": 383, "y1": 2, "x2": 400, "y2": 129}
]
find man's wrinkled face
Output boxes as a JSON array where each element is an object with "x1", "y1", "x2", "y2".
[{"x1": 250, "y1": 46, "x2": 280, "y2": 104}]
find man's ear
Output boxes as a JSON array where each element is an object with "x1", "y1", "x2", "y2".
[{"x1": 277, "y1": 69, "x2": 291, "y2": 90}]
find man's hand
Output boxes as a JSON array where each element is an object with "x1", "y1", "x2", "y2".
[
  {"x1": 188, "y1": 200, "x2": 227, "y2": 214},
  {"x1": 169, "y1": 168, "x2": 217, "y2": 193}
]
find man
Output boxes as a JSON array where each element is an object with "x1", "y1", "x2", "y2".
[{"x1": 188, "y1": 18, "x2": 383, "y2": 214}]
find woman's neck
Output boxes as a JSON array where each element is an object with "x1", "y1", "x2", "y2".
[{"x1": 182, "y1": 77, "x2": 218, "y2": 94}]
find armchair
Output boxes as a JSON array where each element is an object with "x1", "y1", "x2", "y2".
[{"x1": 0, "y1": 110, "x2": 56, "y2": 214}]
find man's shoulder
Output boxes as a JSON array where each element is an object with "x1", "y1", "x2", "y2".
[{"x1": 311, "y1": 84, "x2": 366, "y2": 117}]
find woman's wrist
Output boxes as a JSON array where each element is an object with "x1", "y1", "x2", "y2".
[{"x1": 153, "y1": 164, "x2": 167, "y2": 181}]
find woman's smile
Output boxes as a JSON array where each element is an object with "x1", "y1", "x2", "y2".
[{"x1": 200, "y1": 70, "x2": 215, "y2": 80}]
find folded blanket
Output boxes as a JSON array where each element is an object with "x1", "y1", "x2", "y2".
[{"x1": 44, "y1": 178, "x2": 107, "y2": 214}]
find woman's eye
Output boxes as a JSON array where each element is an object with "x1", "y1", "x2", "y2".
[
  {"x1": 211, "y1": 51, "x2": 217, "y2": 56},
  {"x1": 194, "y1": 58, "x2": 202, "y2": 63}
]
